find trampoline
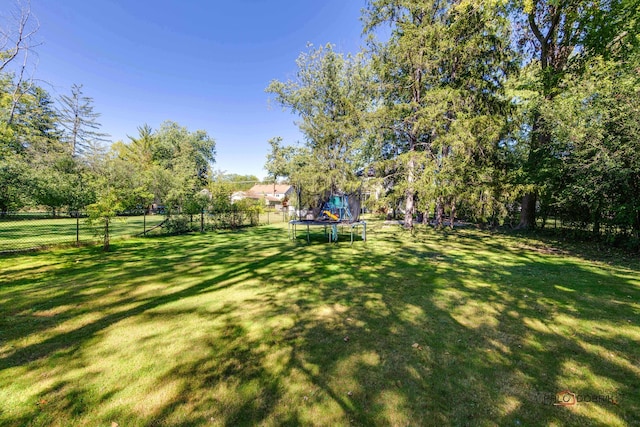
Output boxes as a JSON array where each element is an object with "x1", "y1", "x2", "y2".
[
  {"x1": 288, "y1": 219, "x2": 366, "y2": 244},
  {"x1": 287, "y1": 193, "x2": 366, "y2": 244}
]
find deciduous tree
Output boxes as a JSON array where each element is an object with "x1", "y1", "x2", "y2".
[
  {"x1": 509, "y1": 0, "x2": 637, "y2": 228},
  {"x1": 267, "y1": 44, "x2": 370, "y2": 202}
]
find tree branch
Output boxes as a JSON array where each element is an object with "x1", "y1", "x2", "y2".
[{"x1": 0, "y1": 0, "x2": 40, "y2": 73}]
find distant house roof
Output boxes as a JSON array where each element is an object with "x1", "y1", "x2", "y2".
[
  {"x1": 231, "y1": 191, "x2": 247, "y2": 201},
  {"x1": 247, "y1": 184, "x2": 293, "y2": 196}
]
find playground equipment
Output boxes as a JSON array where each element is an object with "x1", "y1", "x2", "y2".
[
  {"x1": 317, "y1": 194, "x2": 354, "y2": 222},
  {"x1": 288, "y1": 192, "x2": 366, "y2": 244},
  {"x1": 322, "y1": 210, "x2": 339, "y2": 221}
]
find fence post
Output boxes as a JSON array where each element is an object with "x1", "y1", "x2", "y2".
[
  {"x1": 200, "y1": 210, "x2": 204, "y2": 232},
  {"x1": 143, "y1": 211, "x2": 147, "y2": 235},
  {"x1": 76, "y1": 213, "x2": 80, "y2": 245}
]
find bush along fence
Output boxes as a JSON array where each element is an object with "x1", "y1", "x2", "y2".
[{"x1": 0, "y1": 208, "x2": 290, "y2": 253}]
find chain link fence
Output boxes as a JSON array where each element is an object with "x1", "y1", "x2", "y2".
[{"x1": 0, "y1": 209, "x2": 291, "y2": 253}]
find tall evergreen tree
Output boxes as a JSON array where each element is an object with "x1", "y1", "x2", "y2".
[
  {"x1": 364, "y1": 0, "x2": 515, "y2": 227},
  {"x1": 58, "y1": 83, "x2": 109, "y2": 157}
]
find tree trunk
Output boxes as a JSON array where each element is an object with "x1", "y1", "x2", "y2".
[
  {"x1": 435, "y1": 196, "x2": 444, "y2": 229},
  {"x1": 515, "y1": 5, "x2": 574, "y2": 232},
  {"x1": 404, "y1": 155, "x2": 415, "y2": 228},
  {"x1": 104, "y1": 219, "x2": 110, "y2": 251},
  {"x1": 592, "y1": 202, "x2": 602, "y2": 237},
  {"x1": 518, "y1": 110, "x2": 545, "y2": 230},
  {"x1": 480, "y1": 191, "x2": 486, "y2": 226},
  {"x1": 449, "y1": 199, "x2": 456, "y2": 229},
  {"x1": 518, "y1": 192, "x2": 537, "y2": 229},
  {"x1": 404, "y1": 191, "x2": 414, "y2": 228}
]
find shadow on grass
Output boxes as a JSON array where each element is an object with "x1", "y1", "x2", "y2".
[{"x1": 0, "y1": 224, "x2": 638, "y2": 426}]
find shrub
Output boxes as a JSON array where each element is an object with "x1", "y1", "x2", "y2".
[{"x1": 164, "y1": 215, "x2": 190, "y2": 234}]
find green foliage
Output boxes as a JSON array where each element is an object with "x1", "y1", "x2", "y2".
[
  {"x1": 0, "y1": 76, "x2": 85, "y2": 215},
  {"x1": 83, "y1": 147, "x2": 159, "y2": 250},
  {"x1": 163, "y1": 215, "x2": 191, "y2": 234},
  {"x1": 364, "y1": 0, "x2": 516, "y2": 226},
  {"x1": 86, "y1": 189, "x2": 123, "y2": 251},
  {"x1": 540, "y1": 53, "x2": 640, "y2": 242},
  {"x1": 208, "y1": 180, "x2": 234, "y2": 212},
  {"x1": 182, "y1": 190, "x2": 211, "y2": 216},
  {"x1": 265, "y1": 136, "x2": 294, "y2": 185},
  {"x1": 29, "y1": 154, "x2": 86, "y2": 215},
  {"x1": 233, "y1": 197, "x2": 262, "y2": 213},
  {"x1": 507, "y1": 0, "x2": 638, "y2": 228},
  {"x1": 266, "y1": 44, "x2": 371, "y2": 199},
  {"x1": 109, "y1": 121, "x2": 216, "y2": 215},
  {"x1": 0, "y1": 145, "x2": 28, "y2": 214},
  {"x1": 286, "y1": 146, "x2": 333, "y2": 210},
  {"x1": 212, "y1": 172, "x2": 260, "y2": 191},
  {"x1": 152, "y1": 121, "x2": 216, "y2": 212}
]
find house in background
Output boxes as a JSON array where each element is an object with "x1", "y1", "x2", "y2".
[
  {"x1": 236, "y1": 184, "x2": 294, "y2": 211},
  {"x1": 231, "y1": 191, "x2": 248, "y2": 203}
]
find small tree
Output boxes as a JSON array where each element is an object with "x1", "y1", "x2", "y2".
[
  {"x1": 86, "y1": 189, "x2": 122, "y2": 251},
  {"x1": 84, "y1": 153, "x2": 134, "y2": 250}
]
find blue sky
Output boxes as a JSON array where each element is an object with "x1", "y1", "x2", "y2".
[{"x1": 14, "y1": 0, "x2": 368, "y2": 178}]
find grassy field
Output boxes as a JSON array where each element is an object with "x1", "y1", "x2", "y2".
[
  {"x1": 0, "y1": 215, "x2": 167, "y2": 252},
  {"x1": 0, "y1": 211, "x2": 288, "y2": 252},
  {"x1": 0, "y1": 222, "x2": 638, "y2": 426}
]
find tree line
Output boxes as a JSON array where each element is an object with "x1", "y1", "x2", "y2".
[
  {"x1": 266, "y1": 0, "x2": 640, "y2": 248},
  {"x1": 0, "y1": 78, "x2": 217, "y2": 214}
]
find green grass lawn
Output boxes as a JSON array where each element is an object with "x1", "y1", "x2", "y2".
[
  {"x1": 0, "y1": 222, "x2": 638, "y2": 426},
  {"x1": 0, "y1": 212, "x2": 289, "y2": 252},
  {"x1": 0, "y1": 215, "x2": 167, "y2": 252}
]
